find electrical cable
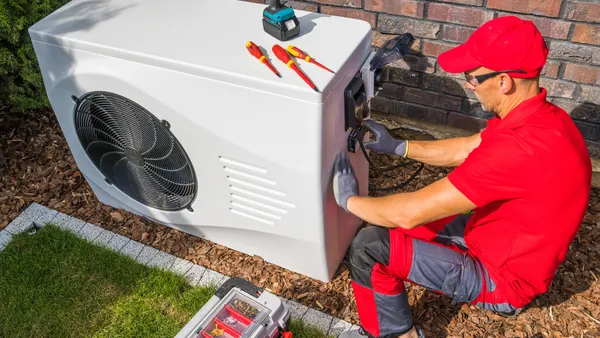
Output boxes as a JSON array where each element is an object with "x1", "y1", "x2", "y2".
[{"x1": 356, "y1": 125, "x2": 425, "y2": 192}]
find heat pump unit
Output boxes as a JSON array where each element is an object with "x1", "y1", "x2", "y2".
[{"x1": 29, "y1": 0, "x2": 411, "y2": 282}]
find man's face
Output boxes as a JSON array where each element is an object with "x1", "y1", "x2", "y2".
[{"x1": 464, "y1": 67, "x2": 502, "y2": 114}]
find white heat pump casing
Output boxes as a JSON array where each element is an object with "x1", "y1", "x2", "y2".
[{"x1": 29, "y1": 0, "x2": 373, "y2": 283}]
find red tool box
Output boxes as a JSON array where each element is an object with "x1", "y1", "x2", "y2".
[{"x1": 176, "y1": 278, "x2": 291, "y2": 338}]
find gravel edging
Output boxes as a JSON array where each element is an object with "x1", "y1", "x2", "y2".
[{"x1": 0, "y1": 202, "x2": 359, "y2": 337}]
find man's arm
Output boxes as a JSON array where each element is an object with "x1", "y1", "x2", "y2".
[
  {"x1": 346, "y1": 176, "x2": 477, "y2": 229},
  {"x1": 361, "y1": 119, "x2": 482, "y2": 167},
  {"x1": 406, "y1": 132, "x2": 482, "y2": 167}
]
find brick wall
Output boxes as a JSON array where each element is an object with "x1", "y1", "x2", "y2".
[{"x1": 246, "y1": 0, "x2": 600, "y2": 156}]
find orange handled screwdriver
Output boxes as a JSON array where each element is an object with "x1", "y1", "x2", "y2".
[
  {"x1": 272, "y1": 44, "x2": 319, "y2": 92},
  {"x1": 286, "y1": 45, "x2": 334, "y2": 73},
  {"x1": 246, "y1": 41, "x2": 281, "y2": 77}
]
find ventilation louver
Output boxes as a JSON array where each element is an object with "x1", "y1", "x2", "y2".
[{"x1": 73, "y1": 92, "x2": 197, "y2": 211}]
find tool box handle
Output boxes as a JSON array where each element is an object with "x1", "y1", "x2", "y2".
[{"x1": 215, "y1": 277, "x2": 264, "y2": 299}]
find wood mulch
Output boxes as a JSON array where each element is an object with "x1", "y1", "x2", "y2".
[{"x1": 1, "y1": 108, "x2": 599, "y2": 337}]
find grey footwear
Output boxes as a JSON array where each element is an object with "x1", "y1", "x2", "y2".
[
  {"x1": 338, "y1": 326, "x2": 426, "y2": 338},
  {"x1": 339, "y1": 327, "x2": 369, "y2": 338}
]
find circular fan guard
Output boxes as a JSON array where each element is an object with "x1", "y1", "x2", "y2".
[{"x1": 73, "y1": 91, "x2": 197, "y2": 211}]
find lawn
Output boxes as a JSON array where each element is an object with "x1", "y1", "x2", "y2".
[{"x1": 0, "y1": 225, "x2": 333, "y2": 338}]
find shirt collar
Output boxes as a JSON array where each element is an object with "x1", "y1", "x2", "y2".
[{"x1": 493, "y1": 88, "x2": 548, "y2": 130}]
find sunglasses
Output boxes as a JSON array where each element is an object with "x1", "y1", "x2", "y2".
[{"x1": 465, "y1": 70, "x2": 527, "y2": 87}]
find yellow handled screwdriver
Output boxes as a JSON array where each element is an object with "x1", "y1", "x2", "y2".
[{"x1": 286, "y1": 45, "x2": 335, "y2": 73}]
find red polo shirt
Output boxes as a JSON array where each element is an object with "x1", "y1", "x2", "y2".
[{"x1": 448, "y1": 88, "x2": 592, "y2": 307}]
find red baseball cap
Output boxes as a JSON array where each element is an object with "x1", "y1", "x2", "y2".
[{"x1": 438, "y1": 16, "x2": 549, "y2": 78}]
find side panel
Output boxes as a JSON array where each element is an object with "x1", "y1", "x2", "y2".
[{"x1": 320, "y1": 31, "x2": 373, "y2": 279}]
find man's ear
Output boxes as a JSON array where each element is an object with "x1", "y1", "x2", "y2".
[{"x1": 498, "y1": 73, "x2": 514, "y2": 94}]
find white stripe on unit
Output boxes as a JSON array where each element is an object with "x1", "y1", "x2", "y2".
[
  {"x1": 230, "y1": 209, "x2": 275, "y2": 225},
  {"x1": 224, "y1": 167, "x2": 276, "y2": 186},
  {"x1": 228, "y1": 177, "x2": 285, "y2": 196},
  {"x1": 230, "y1": 186, "x2": 295, "y2": 208},
  {"x1": 219, "y1": 156, "x2": 267, "y2": 174},
  {"x1": 231, "y1": 202, "x2": 281, "y2": 220},
  {"x1": 231, "y1": 194, "x2": 287, "y2": 214}
]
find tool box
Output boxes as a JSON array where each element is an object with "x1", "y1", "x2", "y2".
[{"x1": 175, "y1": 278, "x2": 290, "y2": 338}]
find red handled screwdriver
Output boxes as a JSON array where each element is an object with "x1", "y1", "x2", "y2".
[
  {"x1": 272, "y1": 44, "x2": 319, "y2": 92},
  {"x1": 246, "y1": 41, "x2": 281, "y2": 77},
  {"x1": 286, "y1": 45, "x2": 334, "y2": 73}
]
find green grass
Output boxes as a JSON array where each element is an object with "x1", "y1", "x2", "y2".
[{"x1": 0, "y1": 225, "x2": 333, "y2": 338}]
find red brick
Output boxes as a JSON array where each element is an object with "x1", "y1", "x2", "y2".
[
  {"x1": 548, "y1": 41, "x2": 600, "y2": 66},
  {"x1": 447, "y1": 112, "x2": 488, "y2": 132},
  {"x1": 574, "y1": 120, "x2": 600, "y2": 141},
  {"x1": 422, "y1": 40, "x2": 458, "y2": 57},
  {"x1": 435, "y1": 65, "x2": 466, "y2": 80},
  {"x1": 563, "y1": 1, "x2": 600, "y2": 24},
  {"x1": 572, "y1": 24, "x2": 600, "y2": 46},
  {"x1": 427, "y1": 3, "x2": 494, "y2": 27},
  {"x1": 487, "y1": 0, "x2": 562, "y2": 18},
  {"x1": 372, "y1": 32, "x2": 421, "y2": 53},
  {"x1": 286, "y1": 1, "x2": 319, "y2": 12},
  {"x1": 442, "y1": 25, "x2": 476, "y2": 43},
  {"x1": 388, "y1": 54, "x2": 436, "y2": 74},
  {"x1": 540, "y1": 78, "x2": 577, "y2": 99},
  {"x1": 378, "y1": 14, "x2": 441, "y2": 39},
  {"x1": 365, "y1": 0, "x2": 425, "y2": 18},
  {"x1": 388, "y1": 68, "x2": 421, "y2": 87},
  {"x1": 315, "y1": 0, "x2": 361, "y2": 7},
  {"x1": 541, "y1": 61, "x2": 560, "y2": 79},
  {"x1": 422, "y1": 74, "x2": 475, "y2": 98},
  {"x1": 370, "y1": 96, "x2": 448, "y2": 124},
  {"x1": 403, "y1": 87, "x2": 463, "y2": 111},
  {"x1": 377, "y1": 82, "x2": 405, "y2": 100},
  {"x1": 563, "y1": 64, "x2": 600, "y2": 85},
  {"x1": 497, "y1": 13, "x2": 571, "y2": 40},
  {"x1": 320, "y1": 6, "x2": 376, "y2": 28},
  {"x1": 435, "y1": 0, "x2": 483, "y2": 6}
]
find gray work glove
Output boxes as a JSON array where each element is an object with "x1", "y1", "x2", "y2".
[
  {"x1": 362, "y1": 119, "x2": 408, "y2": 157},
  {"x1": 332, "y1": 151, "x2": 358, "y2": 212}
]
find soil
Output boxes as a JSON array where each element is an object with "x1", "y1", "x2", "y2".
[{"x1": 1, "y1": 109, "x2": 599, "y2": 337}]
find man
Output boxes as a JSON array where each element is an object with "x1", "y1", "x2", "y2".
[{"x1": 333, "y1": 16, "x2": 592, "y2": 338}]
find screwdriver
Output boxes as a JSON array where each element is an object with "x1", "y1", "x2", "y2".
[
  {"x1": 286, "y1": 45, "x2": 334, "y2": 73},
  {"x1": 272, "y1": 44, "x2": 319, "y2": 92},
  {"x1": 246, "y1": 41, "x2": 281, "y2": 77}
]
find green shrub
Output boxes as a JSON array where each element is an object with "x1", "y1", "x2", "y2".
[{"x1": 0, "y1": 0, "x2": 69, "y2": 112}]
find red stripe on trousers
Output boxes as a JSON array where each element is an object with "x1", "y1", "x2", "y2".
[{"x1": 352, "y1": 280, "x2": 381, "y2": 336}]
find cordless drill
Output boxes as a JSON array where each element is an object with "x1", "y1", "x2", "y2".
[{"x1": 262, "y1": 0, "x2": 300, "y2": 41}]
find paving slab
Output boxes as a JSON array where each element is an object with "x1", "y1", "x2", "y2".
[
  {"x1": 91, "y1": 228, "x2": 116, "y2": 247},
  {"x1": 34, "y1": 209, "x2": 59, "y2": 228},
  {"x1": 147, "y1": 251, "x2": 177, "y2": 270},
  {"x1": 77, "y1": 223, "x2": 104, "y2": 242},
  {"x1": 120, "y1": 240, "x2": 145, "y2": 260},
  {"x1": 0, "y1": 231, "x2": 13, "y2": 252},
  {"x1": 329, "y1": 317, "x2": 355, "y2": 337},
  {"x1": 169, "y1": 257, "x2": 195, "y2": 276},
  {"x1": 106, "y1": 233, "x2": 130, "y2": 252},
  {"x1": 303, "y1": 308, "x2": 333, "y2": 334},
  {"x1": 5, "y1": 203, "x2": 51, "y2": 234},
  {"x1": 52, "y1": 212, "x2": 86, "y2": 234},
  {"x1": 198, "y1": 269, "x2": 226, "y2": 288},
  {"x1": 184, "y1": 264, "x2": 207, "y2": 286},
  {"x1": 136, "y1": 245, "x2": 160, "y2": 265},
  {"x1": 283, "y1": 299, "x2": 310, "y2": 320}
]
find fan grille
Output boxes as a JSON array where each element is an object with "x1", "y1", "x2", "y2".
[{"x1": 73, "y1": 92, "x2": 197, "y2": 211}]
